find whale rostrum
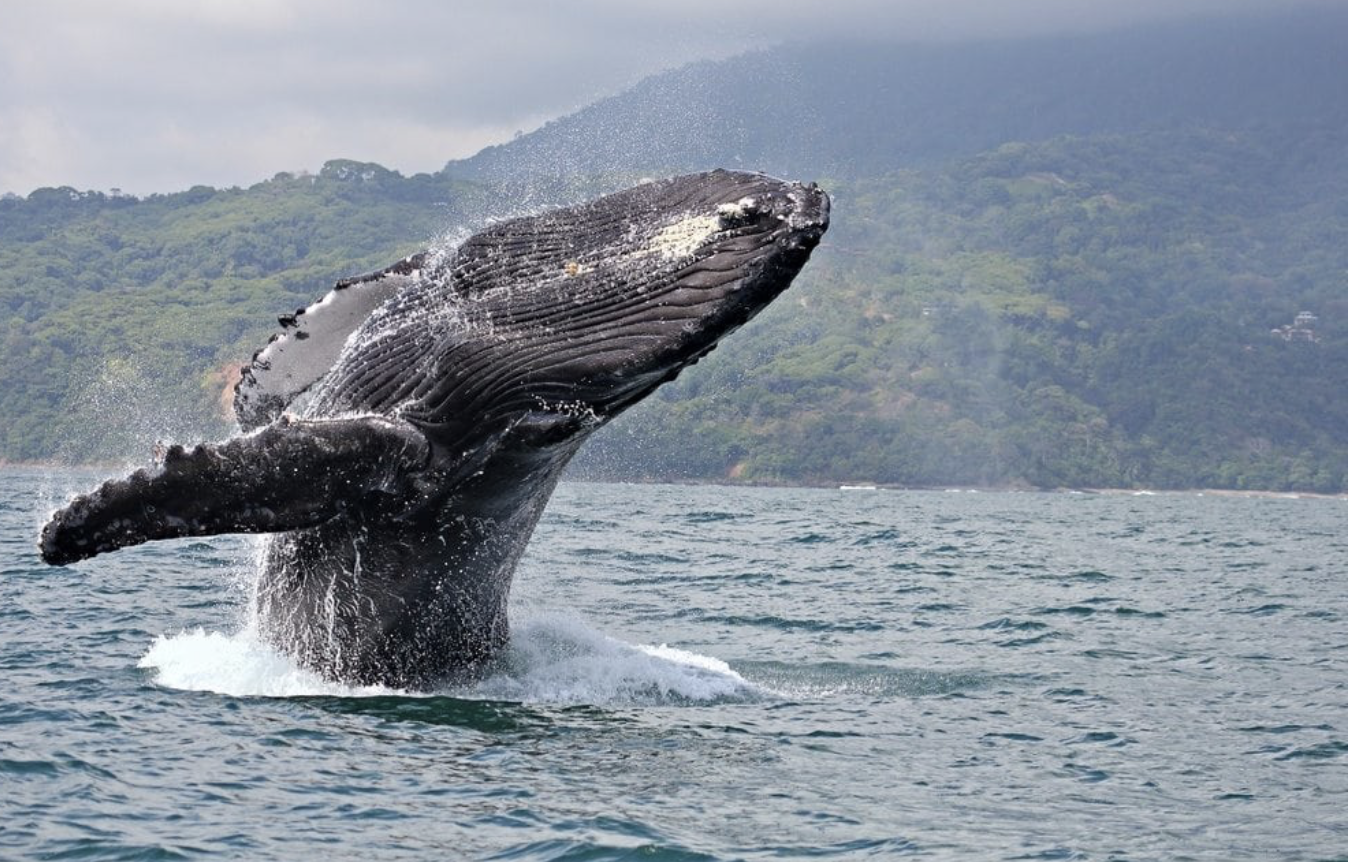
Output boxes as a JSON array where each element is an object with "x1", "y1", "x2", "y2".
[{"x1": 39, "y1": 170, "x2": 831, "y2": 688}]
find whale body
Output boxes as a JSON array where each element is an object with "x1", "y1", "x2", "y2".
[{"x1": 39, "y1": 170, "x2": 830, "y2": 688}]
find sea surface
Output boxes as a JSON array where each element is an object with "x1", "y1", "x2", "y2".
[{"x1": 1, "y1": 468, "x2": 1345, "y2": 861}]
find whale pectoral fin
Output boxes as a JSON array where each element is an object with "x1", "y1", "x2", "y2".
[
  {"x1": 233, "y1": 255, "x2": 426, "y2": 430},
  {"x1": 39, "y1": 416, "x2": 430, "y2": 566}
]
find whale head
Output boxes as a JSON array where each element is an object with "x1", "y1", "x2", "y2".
[
  {"x1": 394, "y1": 170, "x2": 830, "y2": 451},
  {"x1": 562, "y1": 171, "x2": 830, "y2": 419}
]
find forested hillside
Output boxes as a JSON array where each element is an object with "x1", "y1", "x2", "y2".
[
  {"x1": 1, "y1": 164, "x2": 466, "y2": 460},
  {"x1": 574, "y1": 129, "x2": 1346, "y2": 491},
  {"x1": 0, "y1": 9, "x2": 1344, "y2": 491}
]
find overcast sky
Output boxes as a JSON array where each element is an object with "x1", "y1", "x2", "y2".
[{"x1": 0, "y1": 0, "x2": 1335, "y2": 196}]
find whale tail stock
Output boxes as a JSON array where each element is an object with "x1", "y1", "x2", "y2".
[{"x1": 39, "y1": 416, "x2": 430, "y2": 566}]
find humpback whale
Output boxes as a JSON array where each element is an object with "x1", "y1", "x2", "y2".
[{"x1": 39, "y1": 170, "x2": 830, "y2": 688}]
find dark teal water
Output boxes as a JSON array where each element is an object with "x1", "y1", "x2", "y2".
[{"x1": 2, "y1": 468, "x2": 1345, "y2": 861}]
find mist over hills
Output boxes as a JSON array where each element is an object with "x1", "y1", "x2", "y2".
[
  {"x1": 1, "y1": 7, "x2": 1344, "y2": 491},
  {"x1": 443, "y1": 8, "x2": 1344, "y2": 182}
]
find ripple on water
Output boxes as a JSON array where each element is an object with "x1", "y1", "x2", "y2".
[
  {"x1": 1, "y1": 476, "x2": 1344, "y2": 861},
  {"x1": 735, "y1": 659, "x2": 1019, "y2": 700},
  {"x1": 683, "y1": 511, "x2": 740, "y2": 524},
  {"x1": 483, "y1": 838, "x2": 722, "y2": 861},
  {"x1": 979, "y1": 618, "x2": 1050, "y2": 631},
  {"x1": 1273, "y1": 742, "x2": 1348, "y2": 761}
]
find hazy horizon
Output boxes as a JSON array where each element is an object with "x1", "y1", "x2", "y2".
[{"x1": 2, "y1": 0, "x2": 1339, "y2": 198}]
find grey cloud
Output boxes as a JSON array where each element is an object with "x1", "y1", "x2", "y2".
[{"x1": 0, "y1": 0, "x2": 1337, "y2": 195}]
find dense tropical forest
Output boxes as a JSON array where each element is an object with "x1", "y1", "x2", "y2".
[
  {"x1": 576, "y1": 128, "x2": 1346, "y2": 491},
  {"x1": 0, "y1": 9, "x2": 1344, "y2": 492}
]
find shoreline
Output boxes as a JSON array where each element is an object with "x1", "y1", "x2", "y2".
[
  {"x1": 6, "y1": 461, "x2": 1343, "y2": 500},
  {"x1": 564, "y1": 473, "x2": 1347, "y2": 499}
]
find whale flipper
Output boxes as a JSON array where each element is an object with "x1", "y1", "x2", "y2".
[
  {"x1": 40, "y1": 416, "x2": 430, "y2": 565},
  {"x1": 233, "y1": 255, "x2": 426, "y2": 430}
]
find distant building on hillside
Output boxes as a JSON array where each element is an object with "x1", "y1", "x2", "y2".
[
  {"x1": 1271, "y1": 311, "x2": 1319, "y2": 342},
  {"x1": 921, "y1": 302, "x2": 955, "y2": 318}
]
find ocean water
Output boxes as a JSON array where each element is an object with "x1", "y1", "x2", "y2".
[{"x1": 1, "y1": 468, "x2": 1345, "y2": 861}]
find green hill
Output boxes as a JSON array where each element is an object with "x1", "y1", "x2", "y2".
[
  {"x1": 574, "y1": 129, "x2": 1346, "y2": 492},
  {"x1": 0, "y1": 10, "x2": 1344, "y2": 492}
]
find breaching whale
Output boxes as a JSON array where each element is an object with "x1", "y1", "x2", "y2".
[{"x1": 39, "y1": 170, "x2": 830, "y2": 688}]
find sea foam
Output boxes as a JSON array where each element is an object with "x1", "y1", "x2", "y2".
[{"x1": 138, "y1": 613, "x2": 759, "y2": 705}]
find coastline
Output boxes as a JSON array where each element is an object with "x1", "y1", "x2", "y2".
[
  {"x1": 565, "y1": 473, "x2": 1349, "y2": 500},
  {"x1": 7, "y1": 461, "x2": 1344, "y2": 500}
]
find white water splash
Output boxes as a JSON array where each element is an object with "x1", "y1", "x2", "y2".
[
  {"x1": 138, "y1": 629, "x2": 398, "y2": 698},
  {"x1": 471, "y1": 613, "x2": 760, "y2": 704},
  {"x1": 137, "y1": 614, "x2": 760, "y2": 705}
]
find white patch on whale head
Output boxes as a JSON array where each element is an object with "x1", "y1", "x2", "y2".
[{"x1": 649, "y1": 212, "x2": 721, "y2": 260}]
